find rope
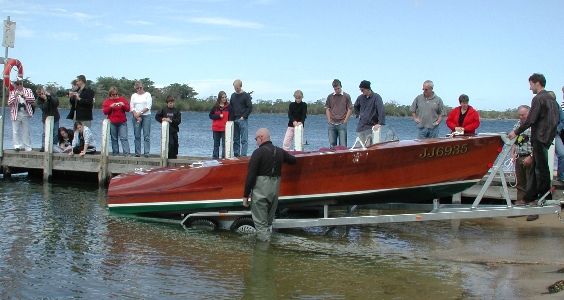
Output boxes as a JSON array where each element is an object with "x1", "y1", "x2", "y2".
[{"x1": 501, "y1": 155, "x2": 517, "y2": 188}]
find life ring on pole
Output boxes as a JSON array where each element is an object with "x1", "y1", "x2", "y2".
[{"x1": 3, "y1": 58, "x2": 24, "y2": 91}]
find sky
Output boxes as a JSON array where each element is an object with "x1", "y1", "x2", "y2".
[{"x1": 0, "y1": 0, "x2": 563, "y2": 110}]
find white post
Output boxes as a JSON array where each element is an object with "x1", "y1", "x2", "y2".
[
  {"x1": 548, "y1": 139, "x2": 555, "y2": 179},
  {"x1": 98, "y1": 119, "x2": 110, "y2": 186},
  {"x1": 43, "y1": 116, "x2": 54, "y2": 182},
  {"x1": 294, "y1": 124, "x2": 304, "y2": 151},
  {"x1": 100, "y1": 119, "x2": 110, "y2": 156},
  {"x1": 160, "y1": 121, "x2": 170, "y2": 166},
  {"x1": 225, "y1": 121, "x2": 234, "y2": 159},
  {"x1": 372, "y1": 126, "x2": 381, "y2": 144}
]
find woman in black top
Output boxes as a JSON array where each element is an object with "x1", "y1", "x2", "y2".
[{"x1": 282, "y1": 90, "x2": 307, "y2": 150}]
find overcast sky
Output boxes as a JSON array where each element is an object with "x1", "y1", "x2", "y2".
[{"x1": 1, "y1": 0, "x2": 563, "y2": 110}]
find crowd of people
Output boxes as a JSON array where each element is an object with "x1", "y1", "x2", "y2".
[{"x1": 6, "y1": 72, "x2": 564, "y2": 235}]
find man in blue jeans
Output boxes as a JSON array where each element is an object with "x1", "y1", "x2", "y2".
[
  {"x1": 325, "y1": 79, "x2": 352, "y2": 147},
  {"x1": 229, "y1": 79, "x2": 253, "y2": 157},
  {"x1": 410, "y1": 80, "x2": 445, "y2": 139}
]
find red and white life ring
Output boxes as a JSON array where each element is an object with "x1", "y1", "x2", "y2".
[{"x1": 3, "y1": 58, "x2": 24, "y2": 91}]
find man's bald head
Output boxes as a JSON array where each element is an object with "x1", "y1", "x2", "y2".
[{"x1": 255, "y1": 128, "x2": 271, "y2": 145}]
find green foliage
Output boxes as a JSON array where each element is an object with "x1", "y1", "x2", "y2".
[{"x1": 5, "y1": 76, "x2": 519, "y2": 119}]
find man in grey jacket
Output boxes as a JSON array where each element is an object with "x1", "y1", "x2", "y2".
[
  {"x1": 508, "y1": 73, "x2": 559, "y2": 204},
  {"x1": 353, "y1": 80, "x2": 385, "y2": 146}
]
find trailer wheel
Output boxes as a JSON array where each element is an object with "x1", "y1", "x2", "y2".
[
  {"x1": 230, "y1": 217, "x2": 256, "y2": 234},
  {"x1": 187, "y1": 218, "x2": 217, "y2": 231}
]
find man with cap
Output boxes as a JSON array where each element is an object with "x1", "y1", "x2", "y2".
[
  {"x1": 7, "y1": 79, "x2": 35, "y2": 151},
  {"x1": 410, "y1": 80, "x2": 445, "y2": 139},
  {"x1": 353, "y1": 80, "x2": 385, "y2": 146}
]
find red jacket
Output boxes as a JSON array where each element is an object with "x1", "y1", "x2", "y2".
[
  {"x1": 446, "y1": 105, "x2": 480, "y2": 135},
  {"x1": 209, "y1": 104, "x2": 231, "y2": 132},
  {"x1": 102, "y1": 97, "x2": 130, "y2": 124}
]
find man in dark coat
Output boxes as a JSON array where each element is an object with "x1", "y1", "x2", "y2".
[{"x1": 508, "y1": 73, "x2": 559, "y2": 205}]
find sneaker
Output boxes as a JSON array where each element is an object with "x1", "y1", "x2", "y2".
[
  {"x1": 25, "y1": 148, "x2": 32, "y2": 151},
  {"x1": 144, "y1": 154, "x2": 149, "y2": 158},
  {"x1": 526, "y1": 215, "x2": 539, "y2": 221},
  {"x1": 134, "y1": 154, "x2": 140, "y2": 157},
  {"x1": 14, "y1": 147, "x2": 21, "y2": 152}
]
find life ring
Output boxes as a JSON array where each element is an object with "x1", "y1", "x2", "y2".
[{"x1": 3, "y1": 58, "x2": 24, "y2": 91}]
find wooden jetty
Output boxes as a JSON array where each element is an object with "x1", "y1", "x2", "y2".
[{"x1": 0, "y1": 117, "x2": 209, "y2": 186}]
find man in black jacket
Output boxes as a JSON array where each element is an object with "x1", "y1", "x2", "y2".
[
  {"x1": 36, "y1": 87, "x2": 60, "y2": 149},
  {"x1": 243, "y1": 128, "x2": 296, "y2": 241},
  {"x1": 508, "y1": 73, "x2": 559, "y2": 204},
  {"x1": 229, "y1": 79, "x2": 252, "y2": 157},
  {"x1": 69, "y1": 75, "x2": 94, "y2": 128}
]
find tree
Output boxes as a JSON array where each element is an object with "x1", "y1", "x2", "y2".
[{"x1": 161, "y1": 83, "x2": 198, "y2": 101}]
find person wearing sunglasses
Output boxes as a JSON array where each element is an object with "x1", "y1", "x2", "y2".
[{"x1": 103, "y1": 86, "x2": 131, "y2": 156}]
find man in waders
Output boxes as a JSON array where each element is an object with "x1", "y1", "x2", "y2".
[{"x1": 243, "y1": 128, "x2": 296, "y2": 241}]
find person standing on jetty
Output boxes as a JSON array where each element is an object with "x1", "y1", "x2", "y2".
[
  {"x1": 69, "y1": 75, "x2": 95, "y2": 128},
  {"x1": 209, "y1": 91, "x2": 231, "y2": 159},
  {"x1": 243, "y1": 128, "x2": 296, "y2": 241},
  {"x1": 445, "y1": 94, "x2": 480, "y2": 135},
  {"x1": 508, "y1": 73, "x2": 559, "y2": 207},
  {"x1": 325, "y1": 79, "x2": 352, "y2": 148},
  {"x1": 353, "y1": 80, "x2": 385, "y2": 146},
  {"x1": 36, "y1": 87, "x2": 60, "y2": 150},
  {"x1": 229, "y1": 79, "x2": 253, "y2": 157},
  {"x1": 155, "y1": 95, "x2": 181, "y2": 159},
  {"x1": 282, "y1": 90, "x2": 307, "y2": 150},
  {"x1": 410, "y1": 80, "x2": 445, "y2": 139},
  {"x1": 8, "y1": 79, "x2": 35, "y2": 151},
  {"x1": 130, "y1": 81, "x2": 152, "y2": 157},
  {"x1": 102, "y1": 87, "x2": 131, "y2": 156}
]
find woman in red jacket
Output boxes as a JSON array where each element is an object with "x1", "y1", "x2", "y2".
[
  {"x1": 209, "y1": 91, "x2": 231, "y2": 159},
  {"x1": 102, "y1": 86, "x2": 131, "y2": 155},
  {"x1": 446, "y1": 94, "x2": 480, "y2": 135}
]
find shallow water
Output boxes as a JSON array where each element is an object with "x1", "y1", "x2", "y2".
[
  {"x1": 2, "y1": 113, "x2": 563, "y2": 298},
  {"x1": 1, "y1": 177, "x2": 563, "y2": 299}
]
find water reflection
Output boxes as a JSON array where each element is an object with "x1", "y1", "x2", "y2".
[{"x1": 0, "y1": 179, "x2": 563, "y2": 298}]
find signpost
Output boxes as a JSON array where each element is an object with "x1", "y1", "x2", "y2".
[{"x1": 0, "y1": 16, "x2": 15, "y2": 157}]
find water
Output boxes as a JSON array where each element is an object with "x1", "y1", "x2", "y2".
[
  {"x1": 2, "y1": 108, "x2": 516, "y2": 157},
  {"x1": 2, "y1": 112, "x2": 563, "y2": 299}
]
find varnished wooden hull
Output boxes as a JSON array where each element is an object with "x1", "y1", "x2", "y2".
[{"x1": 107, "y1": 135, "x2": 502, "y2": 214}]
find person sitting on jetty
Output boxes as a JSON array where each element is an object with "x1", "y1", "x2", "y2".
[
  {"x1": 8, "y1": 79, "x2": 35, "y2": 151},
  {"x1": 102, "y1": 86, "x2": 131, "y2": 156},
  {"x1": 155, "y1": 95, "x2": 181, "y2": 159},
  {"x1": 282, "y1": 89, "x2": 307, "y2": 150},
  {"x1": 70, "y1": 121, "x2": 96, "y2": 157},
  {"x1": 57, "y1": 127, "x2": 74, "y2": 153},
  {"x1": 209, "y1": 91, "x2": 231, "y2": 159},
  {"x1": 446, "y1": 94, "x2": 480, "y2": 135}
]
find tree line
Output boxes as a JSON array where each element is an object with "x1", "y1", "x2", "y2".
[{"x1": 12, "y1": 76, "x2": 517, "y2": 119}]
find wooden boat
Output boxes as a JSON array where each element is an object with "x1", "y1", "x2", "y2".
[{"x1": 107, "y1": 135, "x2": 503, "y2": 215}]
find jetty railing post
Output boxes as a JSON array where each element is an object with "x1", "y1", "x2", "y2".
[
  {"x1": 42, "y1": 116, "x2": 54, "y2": 182},
  {"x1": 294, "y1": 124, "x2": 304, "y2": 151},
  {"x1": 160, "y1": 121, "x2": 169, "y2": 167},
  {"x1": 225, "y1": 121, "x2": 234, "y2": 159},
  {"x1": 98, "y1": 119, "x2": 110, "y2": 186}
]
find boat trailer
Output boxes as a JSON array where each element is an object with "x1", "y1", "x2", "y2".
[{"x1": 181, "y1": 134, "x2": 563, "y2": 232}]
